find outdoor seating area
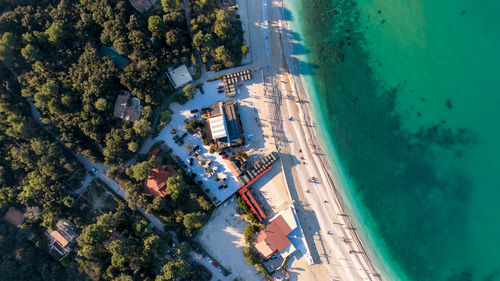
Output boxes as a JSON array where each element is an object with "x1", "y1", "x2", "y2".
[
  {"x1": 155, "y1": 81, "x2": 249, "y2": 205},
  {"x1": 222, "y1": 70, "x2": 253, "y2": 97}
]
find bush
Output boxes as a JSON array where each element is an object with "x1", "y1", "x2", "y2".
[
  {"x1": 229, "y1": 155, "x2": 236, "y2": 162},
  {"x1": 237, "y1": 196, "x2": 257, "y2": 223},
  {"x1": 243, "y1": 246, "x2": 262, "y2": 265},
  {"x1": 171, "y1": 129, "x2": 176, "y2": 134},
  {"x1": 244, "y1": 224, "x2": 258, "y2": 243},
  {"x1": 209, "y1": 147, "x2": 215, "y2": 154},
  {"x1": 185, "y1": 145, "x2": 191, "y2": 150}
]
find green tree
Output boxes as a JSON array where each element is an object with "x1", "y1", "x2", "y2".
[
  {"x1": 0, "y1": 32, "x2": 17, "y2": 65},
  {"x1": 21, "y1": 44, "x2": 41, "y2": 62},
  {"x1": 46, "y1": 22, "x2": 65, "y2": 44},
  {"x1": 133, "y1": 119, "x2": 151, "y2": 136},
  {"x1": 148, "y1": 15, "x2": 163, "y2": 37},
  {"x1": 127, "y1": 161, "x2": 152, "y2": 182},
  {"x1": 241, "y1": 44, "x2": 249, "y2": 57},
  {"x1": 182, "y1": 84, "x2": 196, "y2": 101},
  {"x1": 156, "y1": 259, "x2": 193, "y2": 281},
  {"x1": 128, "y1": 141, "x2": 138, "y2": 152},
  {"x1": 165, "y1": 174, "x2": 185, "y2": 200},
  {"x1": 183, "y1": 212, "x2": 204, "y2": 230},
  {"x1": 95, "y1": 97, "x2": 107, "y2": 111},
  {"x1": 214, "y1": 45, "x2": 233, "y2": 67},
  {"x1": 161, "y1": 0, "x2": 179, "y2": 11}
]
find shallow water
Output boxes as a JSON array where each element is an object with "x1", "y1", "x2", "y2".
[{"x1": 286, "y1": 0, "x2": 500, "y2": 280}]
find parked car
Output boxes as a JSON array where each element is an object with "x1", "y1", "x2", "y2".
[
  {"x1": 89, "y1": 171, "x2": 95, "y2": 177},
  {"x1": 91, "y1": 167, "x2": 98, "y2": 173},
  {"x1": 193, "y1": 144, "x2": 200, "y2": 151},
  {"x1": 218, "y1": 151, "x2": 226, "y2": 156},
  {"x1": 217, "y1": 90, "x2": 224, "y2": 93},
  {"x1": 222, "y1": 155, "x2": 227, "y2": 159},
  {"x1": 180, "y1": 132, "x2": 187, "y2": 139},
  {"x1": 218, "y1": 185, "x2": 224, "y2": 190},
  {"x1": 199, "y1": 86, "x2": 204, "y2": 94},
  {"x1": 207, "y1": 160, "x2": 213, "y2": 166},
  {"x1": 189, "y1": 158, "x2": 194, "y2": 166},
  {"x1": 190, "y1": 109, "x2": 199, "y2": 114},
  {"x1": 217, "y1": 85, "x2": 224, "y2": 90},
  {"x1": 173, "y1": 135, "x2": 179, "y2": 141}
]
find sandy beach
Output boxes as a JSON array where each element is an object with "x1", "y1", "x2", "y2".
[{"x1": 241, "y1": 0, "x2": 384, "y2": 280}]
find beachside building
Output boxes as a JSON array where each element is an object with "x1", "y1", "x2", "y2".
[
  {"x1": 129, "y1": 0, "x2": 156, "y2": 12},
  {"x1": 201, "y1": 101, "x2": 244, "y2": 150},
  {"x1": 167, "y1": 64, "x2": 193, "y2": 89},
  {"x1": 113, "y1": 91, "x2": 142, "y2": 122},
  {"x1": 4, "y1": 207, "x2": 25, "y2": 227},
  {"x1": 47, "y1": 219, "x2": 78, "y2": 256},
  {"x1": 255, "y1": 207, "x2": 299, "y2": 259},
  {"x1": 146, "y1": 165, "x2": 177, "y2": 197}
]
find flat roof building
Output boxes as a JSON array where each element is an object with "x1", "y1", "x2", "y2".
[
  {"x1": 201, "y1": 101, "x2": 244, "y2": 150},
  {"x1": 167, "y1": 64, "x2": 193, "y2": 89}
]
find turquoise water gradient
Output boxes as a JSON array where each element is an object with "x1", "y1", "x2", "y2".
[{"x1": 286, "y1": 0, "x2": 500, "y2": 280}]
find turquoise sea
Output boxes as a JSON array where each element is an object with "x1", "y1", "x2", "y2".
[{"x1": 286, "y1": 0, "x2": 500, "y2": 280}]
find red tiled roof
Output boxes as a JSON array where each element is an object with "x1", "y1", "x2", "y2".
[
  {"x1": 255, "y1": 216, "x2": 293, "y2": 259},
  {"x1": 146, "y1": 165, "x2": 177, "y2": 197},
  {"x1": 4, "y1": 207, "x2": 24, "y2": 226}
]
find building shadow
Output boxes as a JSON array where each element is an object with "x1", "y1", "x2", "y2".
[{"x1": 278, "y1": 153, "x2": 328, "y2": 265}]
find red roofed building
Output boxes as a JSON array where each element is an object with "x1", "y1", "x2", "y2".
[
  {"x1": 146, "y1": 165, "x2": 177, "y2": 197},
  {"x1": 4, "y1": 207, "x2": 24, "y2": 227},
  {"x1": 254, "y1": 216, "x2": 293, "y2": 259}
]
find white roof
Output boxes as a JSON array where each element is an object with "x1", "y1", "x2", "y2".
[
  {"x1": 167, "y1": 64, "x2": 193, "y2": 89},
  {"x1": 209, "y1": 116, "x2": 227, "y2": 139},
  {"x1": 280, "y1": 207, "x2": 298, "y2": 231}
]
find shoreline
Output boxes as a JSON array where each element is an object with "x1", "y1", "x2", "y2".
[{"x1": 268, "y1": 0, "x2": 385, "y2": 279}]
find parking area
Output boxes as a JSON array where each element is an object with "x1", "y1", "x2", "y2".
[
  {"x1": 155, "y1": 80, "x2": 255, "y2": 205},
  {"x1": 197, "y1": 198, "x2": 265, "y2": 281}
]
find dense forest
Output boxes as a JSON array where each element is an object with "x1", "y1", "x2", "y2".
[
  {"x1": 0, "y1": 0, "x2": 192, "y2": 165},
  {"x1": 0, "y1": 0, "x2": 245, "y2": 165}
]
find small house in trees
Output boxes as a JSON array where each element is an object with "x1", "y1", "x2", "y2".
[
  {"x1": 167, "y1": 65, "x2": 193, "y2": 89},
  {"x1": 113, "y1": 91, "x2": 142, "y2": 122},
  {"x1": 129, "y1": 0, "x2": 156, "y2": 12},
  {"x1": 47, "y1": 219, "x2": 78, "y2": 256},
  {"x1": 4, "y1": 207, "x2": 25, "y2": 227},
  {"x1": 146, "y1": 165, "x2": 177, "y2": 197}
]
